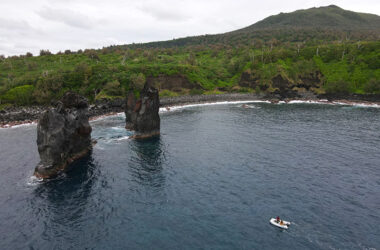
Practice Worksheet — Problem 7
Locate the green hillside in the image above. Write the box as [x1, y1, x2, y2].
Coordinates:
[240, 5, 380, 30]
[0, 5, 379, 107]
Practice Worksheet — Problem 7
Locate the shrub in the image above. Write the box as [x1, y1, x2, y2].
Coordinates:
[159, 90, 178, 97]
[255, 86, 261, 93]
[364, 78, 380, 93]
[26, 61, 38, 71]
[3, 85, 35, 105]
[33, 73, 64, 104]
[189, 89, 204, 95]
[103, 80, 123, 96]
[324, 80, 350, 94]
[130, 73, 146, 91]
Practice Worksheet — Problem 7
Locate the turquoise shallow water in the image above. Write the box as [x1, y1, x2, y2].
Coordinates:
[0, 102, 379, 249]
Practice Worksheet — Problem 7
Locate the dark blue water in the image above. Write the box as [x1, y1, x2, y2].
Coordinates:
[0, 102, 379, 249]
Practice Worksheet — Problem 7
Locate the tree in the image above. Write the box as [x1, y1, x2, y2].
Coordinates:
[130, 73, 146, 91]
[33, 73, 64, 104]
[85, 50, 100, 60]
[364, 78, 380, 93]
[186, 52, 196, 65]
[26, 61, 38, 71]
[39, 50, 52, 56]
[103, 80, 123, 96]
[324, 80, 350, 94]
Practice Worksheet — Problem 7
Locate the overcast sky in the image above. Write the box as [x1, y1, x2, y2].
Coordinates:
[1, 0, 379, 56]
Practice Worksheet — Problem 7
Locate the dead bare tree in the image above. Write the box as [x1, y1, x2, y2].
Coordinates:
[357, 41, 362, 49]
[121, 54, 127, 65]
[250, 50, 255, 64]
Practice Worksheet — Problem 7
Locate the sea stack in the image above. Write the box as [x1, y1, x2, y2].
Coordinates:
[125, 84, 160, 138]
[34, 92, 93, 179]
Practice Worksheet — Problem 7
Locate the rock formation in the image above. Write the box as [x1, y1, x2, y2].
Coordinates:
[34, 92, 93, 179]
[125, 84, 160, 138]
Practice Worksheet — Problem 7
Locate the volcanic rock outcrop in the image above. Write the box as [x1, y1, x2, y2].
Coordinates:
[125, 84, 160, 138]
[34, 92, 93, 179]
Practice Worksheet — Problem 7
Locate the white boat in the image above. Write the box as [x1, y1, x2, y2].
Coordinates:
[270, 218, 291, 229]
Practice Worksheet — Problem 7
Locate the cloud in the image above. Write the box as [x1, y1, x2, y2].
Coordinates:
[36, 7, 94, 29]
[139, 4, 190, 21]
[0, 18, 31, 31]
[0, 0, 379, 55]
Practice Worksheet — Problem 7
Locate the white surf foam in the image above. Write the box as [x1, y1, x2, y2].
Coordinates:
[110, 126, 125, 131]
[284, 99, 380, 108]
[332, 101, 380, 108]
[287, 100, 329, 105]
[26, 175, 43, 186]
[90, 112, 124, 122]
[114, 136, 130, 141]
[0, 121, 37, 129]
[159, 100, 271, 113]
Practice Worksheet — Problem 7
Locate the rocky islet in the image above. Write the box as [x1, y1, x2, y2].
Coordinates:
[125, 84, 161, 138]
[34, 92, 93, 179]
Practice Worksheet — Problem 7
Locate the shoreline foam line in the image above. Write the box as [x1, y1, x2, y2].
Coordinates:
[2, 99, 380, 129]
[0, 121, 38, 129]
[159, 100, 271, 113]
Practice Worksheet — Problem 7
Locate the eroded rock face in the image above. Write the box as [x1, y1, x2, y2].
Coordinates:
[146, 74, 199, 91]
[239, 71, 259, 88]
[125, 84, 160, 138]
[34, 92, 92, 178]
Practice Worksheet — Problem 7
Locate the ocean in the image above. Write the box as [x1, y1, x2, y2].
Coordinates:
[0, 101, 379, 249]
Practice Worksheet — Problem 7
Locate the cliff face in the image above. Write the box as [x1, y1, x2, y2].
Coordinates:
[239, 71, 322, 98]
[34, 92, 92, 179]
[239, 72, 260, 89]
[146, 74, 200, 91]
[125, 84, 160, 138]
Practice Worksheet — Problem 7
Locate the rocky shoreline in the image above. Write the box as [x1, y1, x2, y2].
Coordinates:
[1, 92, 380, 128]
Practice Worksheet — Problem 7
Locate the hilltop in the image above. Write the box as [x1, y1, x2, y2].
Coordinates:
[240, 5, 380, 30]
[126, 5, 380, 49]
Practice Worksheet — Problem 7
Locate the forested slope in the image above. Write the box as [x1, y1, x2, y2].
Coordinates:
[0, 5, 379, 107]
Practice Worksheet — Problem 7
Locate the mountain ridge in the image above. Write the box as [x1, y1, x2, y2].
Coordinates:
[124, 5, 380, 49]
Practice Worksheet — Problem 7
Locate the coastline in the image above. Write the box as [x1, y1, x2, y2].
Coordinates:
[1, 93, 380, 128]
